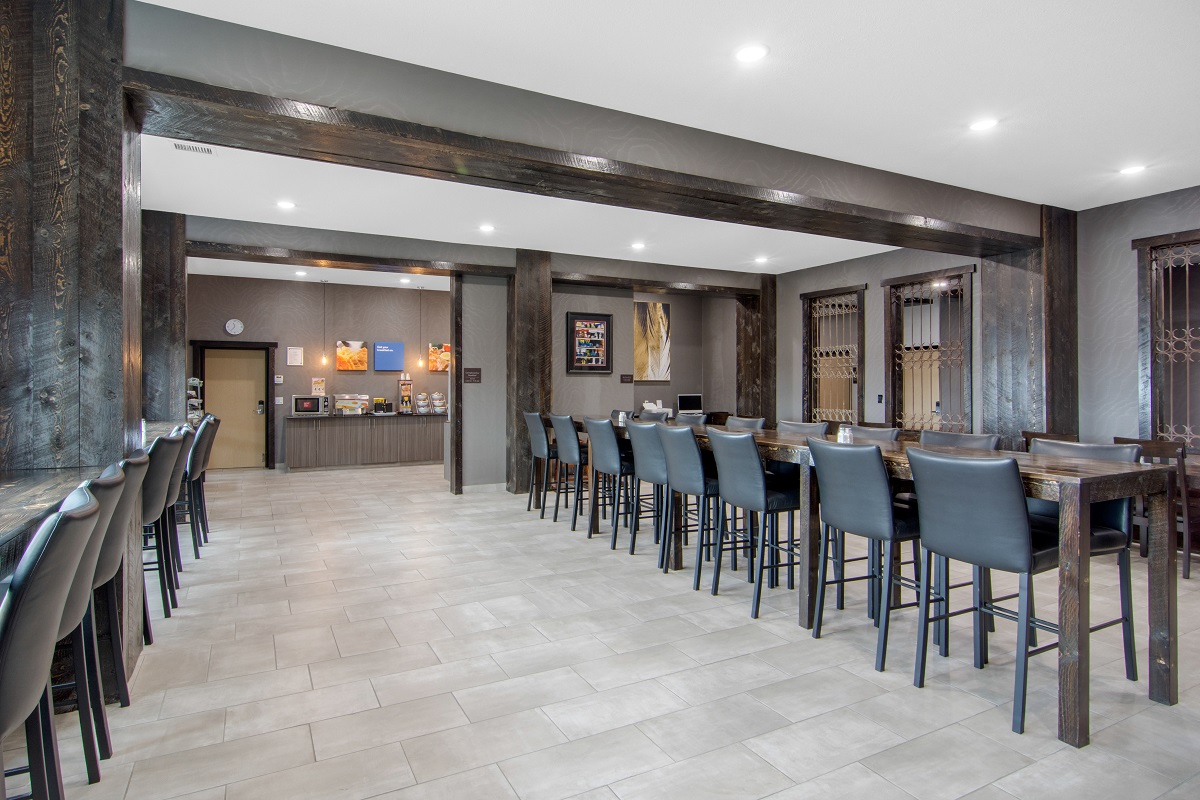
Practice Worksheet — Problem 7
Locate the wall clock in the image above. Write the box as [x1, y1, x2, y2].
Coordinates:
[225, 318, 245, 335]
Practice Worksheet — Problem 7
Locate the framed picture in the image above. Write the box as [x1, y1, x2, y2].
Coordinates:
[566, 312, 613, 374]
[428, 342, 452, 372]
[336, 340, 368, 371]
[633, 301, 671, 381]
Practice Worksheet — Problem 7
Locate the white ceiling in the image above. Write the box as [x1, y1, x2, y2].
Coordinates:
[141, 0, 1200, 211]
[188, 257, 451, 291]
[143, 136, 895, 277]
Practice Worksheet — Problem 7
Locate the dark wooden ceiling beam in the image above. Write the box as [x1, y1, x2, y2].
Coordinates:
[185, 241, 513, 278]
[551, 272, 757, 298]
[127, 69, 1041, 259]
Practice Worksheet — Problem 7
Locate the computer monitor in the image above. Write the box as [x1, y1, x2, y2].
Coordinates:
[677, 393, 703, 413]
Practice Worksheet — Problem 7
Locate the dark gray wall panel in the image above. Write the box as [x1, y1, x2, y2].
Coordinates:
[187, 275, 450, 464]
[142, 210, 187, 421]
[777, 250, 982, 426]
[551, 285, 636, 418]
[462, 276, 508, 486]
[1076, 185, 1200, 442]
[702, 297, 738, 414]
[631, 291, 704, 413]
[126, 2, 1039, 237]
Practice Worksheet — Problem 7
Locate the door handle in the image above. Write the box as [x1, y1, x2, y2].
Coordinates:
[256, 400, 265, 415]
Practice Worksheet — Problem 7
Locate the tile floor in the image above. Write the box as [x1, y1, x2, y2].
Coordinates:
[9, 464, 1200, 799]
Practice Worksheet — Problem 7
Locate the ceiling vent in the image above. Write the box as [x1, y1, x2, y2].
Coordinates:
[173, 142, 214, 155]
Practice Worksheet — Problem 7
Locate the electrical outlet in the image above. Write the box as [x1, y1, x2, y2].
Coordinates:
[274, 375, 284, 384]
[275, 396, 284, 404]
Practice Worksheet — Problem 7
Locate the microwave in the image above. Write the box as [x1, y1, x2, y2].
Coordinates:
[292, 395, 329, 416]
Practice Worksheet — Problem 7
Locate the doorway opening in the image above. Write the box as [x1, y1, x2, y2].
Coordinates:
[191, 340, 277, 468]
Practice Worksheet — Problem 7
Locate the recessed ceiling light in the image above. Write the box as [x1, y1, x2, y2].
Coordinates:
[754, 256, 768, 264]
[400, 277, 411, 283]
[276, 200, 296, 209]
[631, 242, 646, 251]
[735, 44, 769, 63]
[969, 119, 998, 132]
[1120, 165, 1146, 175]
[478, 223, 495, 233]
[294, 270, 306, 276]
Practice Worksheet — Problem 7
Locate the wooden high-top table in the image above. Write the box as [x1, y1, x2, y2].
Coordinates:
[589, 422, 1176, 748]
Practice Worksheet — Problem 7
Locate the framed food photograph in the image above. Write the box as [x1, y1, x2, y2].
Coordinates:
[336, 340, 369, 371]
[428, 342, 452, 372]
[566, 312, 613, 374]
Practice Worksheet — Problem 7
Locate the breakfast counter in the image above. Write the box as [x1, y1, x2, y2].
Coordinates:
[284, 414, 446, 469]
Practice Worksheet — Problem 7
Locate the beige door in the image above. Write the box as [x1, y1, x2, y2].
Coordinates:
[204, 349, 267, 468]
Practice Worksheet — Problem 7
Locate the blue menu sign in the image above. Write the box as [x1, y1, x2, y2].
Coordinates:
[373, 342, 405, 371]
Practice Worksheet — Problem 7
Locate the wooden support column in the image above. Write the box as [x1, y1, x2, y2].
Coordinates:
[450, 273, 464, 494]
[0, 0, 143, 696]
[981, 248, 1044, 450]
[141, 210, 186, 421]
[1042, 205, 1079, 437]
[734, 275, 776, 422]
[506, 250, 552, 493]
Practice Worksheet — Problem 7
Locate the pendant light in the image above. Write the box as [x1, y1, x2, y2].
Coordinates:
[320, 280, 329, 366]
[416, 286, 425, 368]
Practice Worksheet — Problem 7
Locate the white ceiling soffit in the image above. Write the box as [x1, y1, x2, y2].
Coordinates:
[140, 1, 1200, 211]
[188, 257, 452, 291]
[144, 136, 894, 276]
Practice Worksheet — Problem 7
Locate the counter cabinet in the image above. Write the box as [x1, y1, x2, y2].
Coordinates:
[285, 414, 445, 469]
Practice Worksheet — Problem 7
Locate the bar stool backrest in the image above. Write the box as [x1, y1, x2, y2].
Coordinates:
[0, 488, 98, 738]
[658, 424, 710, 497]
[707, 429, 766, 511]
[724, 416, 765, 431]
[846, 425, 900, 442]
[1028, 439, 1142, 532]
[675, 412, 706, 427]
[908, 448, 1033, 573]
[141, 433, 184, 521]
[58, 465, 125, 639]
[918, 430, 1001, 450]
[778, 420, 829, 437]
[626, 421, 668, 485]
[523, 412, 552, 460]
[807, 438, 896, 541]
[549, 415, 582, 466]
[197, 417, 221, 473]
[583, 418, 624, 477]
[94, 450, 149, 589]
[186, 416, 218, 480]
[162, 426, 195, 509]
[638, 409, 669, 422]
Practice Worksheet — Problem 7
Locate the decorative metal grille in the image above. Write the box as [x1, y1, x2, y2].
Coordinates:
[809, 292, 859, 422]
[888, 274, 971, 432]
[1150, 241, 1200, 447]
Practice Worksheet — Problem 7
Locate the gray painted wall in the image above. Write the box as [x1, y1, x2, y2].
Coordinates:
[187, 275, 450, 464]
[551, 285, 636, 419]
[631, 292, 703, 414]
[702, 297, 737, 414]
[127, 2, 1039, 237]
[777, 250, 983, 427]
[1076, 184, 1200, 442]
[461, 276, 509, 486]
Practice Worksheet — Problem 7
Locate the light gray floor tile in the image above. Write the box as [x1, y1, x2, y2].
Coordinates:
[765, 763, 916, 800]
[636, 693, 790, 761]
[594, 616, 707, 653]
[225, 742, 414, 800]
[272, 625, 341, 668]
[308, 642, 440, 688]
[862, 724, 1032, 800]
[745, 709, 905, 784]
[310, 693, 469, 760]
[403, 709, 567, 783]
[543, 680, 688, 740]
[611, 743, 793, 800]
[158, 665, 313, 719]
[499, 726, 673, 800]
[750, 665, 887, 723]
[994, 736, 1178, 800]
[573, 644, 700, 692]
[223, 679, 379, 740]
[491, 635, 616, 678]
[371, 764, 519, 800]
[849, 683, 998, 739]
[454, 666, 596, 722]
[656, 655, 789, 706]
[331, 617, 401, 656]
[671, 623, 790, 665]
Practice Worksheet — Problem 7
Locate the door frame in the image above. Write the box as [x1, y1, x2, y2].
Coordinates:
[191, 340, 278, 469]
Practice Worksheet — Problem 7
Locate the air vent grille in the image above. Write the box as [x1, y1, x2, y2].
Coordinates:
[173, 143, 214, 155]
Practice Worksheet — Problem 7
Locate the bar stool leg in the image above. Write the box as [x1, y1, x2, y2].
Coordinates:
[813, 524, 831, 639]
[751, 513, 768, 619]
[142, 589, 154, 645]
[1118, 549, 1138, 681]
[875, 539, 895, 672]
[527, 458, 536, 512]
[187, 482, 203, 559]
[570, 465, 583, 532]
[23, 702, 48, 800]
[82, 602, 114, 758]
[914, 547, 934, 687]
[104, 580, 132, 706]
[1012, 571, 1033, 734]
[38, 685, 65, 800]
[68, 625, 102, 784]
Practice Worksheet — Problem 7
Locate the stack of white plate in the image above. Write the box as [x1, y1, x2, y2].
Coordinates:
[431, 391, 447, 414]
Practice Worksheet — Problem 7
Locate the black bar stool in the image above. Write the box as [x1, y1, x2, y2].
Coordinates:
[179, 415, 219, 556]
[807, 437, 920, 671]
[91, 450, 149, 696]
[675, 412, 706, 427]
[724, 416, 765, 431]
[658, 424, 721, 586]
[776, 420, 828, 437]
[707, 429, 801, 618]
[142, 432, 184, 618]
[637, 409, 669, 422]
[52, 466, 126, 785]
[583, 418, 635, 549]
[523, 412, 558, 518]
[0, 488, 99, 800]
[845, 425, 901, 442]
[161, 425, 195, 582]
[625, 421, 668, 556]
[548, 415, 588, 530]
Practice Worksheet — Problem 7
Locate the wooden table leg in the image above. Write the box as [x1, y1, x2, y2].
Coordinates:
[1148, 483, 1178, 705]
[796, 459, 820, 629]
[1057, 482, 1091, 747]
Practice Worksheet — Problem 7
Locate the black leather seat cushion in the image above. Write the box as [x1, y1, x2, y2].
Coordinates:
[892, 502, 920, 541]
[765, 487, 801, 512]
[1029, 514, 1129, 558]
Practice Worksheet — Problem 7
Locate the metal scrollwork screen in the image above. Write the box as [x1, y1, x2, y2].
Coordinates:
[887, 274, 972, 432]
[1150, 241, 1200, 447]
[808, 292, 860, 422]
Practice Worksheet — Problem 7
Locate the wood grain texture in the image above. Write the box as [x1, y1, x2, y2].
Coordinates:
[506, 251, 552, 493]
[123, 69, 1041, 257]
[759, 274, 778, 427]
[187, 240, 511, 278]
[1056, 482, 1091, 747]
[1147, 485, 1178, 705]
[1136, 247, 1154, 439]
[450, 274, 463, 494]
[1042, 206, 1079, 436]
[142, 210, 186, 421]
[1131, 227, 1200, 251]
[981, 248, 1045, 449]
[284, 415, 445, 469]
[551, 271, 756, 298]
[735, 294, 762, 417]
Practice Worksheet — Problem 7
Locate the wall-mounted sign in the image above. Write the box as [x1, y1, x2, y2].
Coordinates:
[286, 346, 304, 366]
[620, 374, 633, 384]
[464, 367, 482, 384]
[374, 341, 405, 371]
